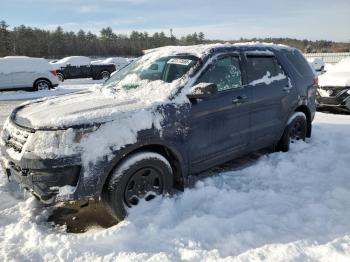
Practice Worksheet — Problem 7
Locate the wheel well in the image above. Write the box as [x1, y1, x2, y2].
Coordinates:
[110, 145, 184, 191]
[33, 78, 52, 89]
[294, 105, 312, 137]
[100, 70, 110, 75]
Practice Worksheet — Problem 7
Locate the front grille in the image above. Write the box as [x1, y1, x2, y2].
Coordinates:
[4, 125, 31, 153]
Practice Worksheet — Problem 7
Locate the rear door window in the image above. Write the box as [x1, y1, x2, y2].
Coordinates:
[246, 56, 284, 84]
[196, 55, 242, 91]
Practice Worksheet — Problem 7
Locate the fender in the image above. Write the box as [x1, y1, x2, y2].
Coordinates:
[75, 137, 188, 200]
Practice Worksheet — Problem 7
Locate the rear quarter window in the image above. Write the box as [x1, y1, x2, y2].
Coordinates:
[284, 50, 314, 78]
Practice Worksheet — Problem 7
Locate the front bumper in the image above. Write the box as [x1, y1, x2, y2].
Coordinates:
[1, 156, 81, 204]
[316, 87, 350, 111]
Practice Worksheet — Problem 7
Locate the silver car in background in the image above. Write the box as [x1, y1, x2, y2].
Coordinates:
[0, 56, 59, 91]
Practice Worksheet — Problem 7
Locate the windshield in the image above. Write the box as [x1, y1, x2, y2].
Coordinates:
[103, 54, 198, 90]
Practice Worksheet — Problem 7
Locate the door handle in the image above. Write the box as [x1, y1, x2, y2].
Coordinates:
[232, 95, 248, 105]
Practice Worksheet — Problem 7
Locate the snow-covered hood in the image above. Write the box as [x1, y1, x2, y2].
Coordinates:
[12, 91, 147, 129]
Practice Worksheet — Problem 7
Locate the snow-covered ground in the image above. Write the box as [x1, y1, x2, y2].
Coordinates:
[0, 112, 350, 261]
[0, 79, 102, 101]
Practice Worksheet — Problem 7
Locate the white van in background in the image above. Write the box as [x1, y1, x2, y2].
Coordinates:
[0, 56, 59, 91]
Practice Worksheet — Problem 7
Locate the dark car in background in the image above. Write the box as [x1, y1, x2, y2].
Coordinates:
[50, 56, 116, 81]
[0, 43, 317, 222]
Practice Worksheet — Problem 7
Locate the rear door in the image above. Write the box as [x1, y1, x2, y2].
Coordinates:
[243, 54, 296, 148]
[7, 59, 32, 89]
[188, 54, 252, 172]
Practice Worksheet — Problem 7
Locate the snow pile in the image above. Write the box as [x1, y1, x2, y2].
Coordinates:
[0, 56, 54, 74]
[1, 112, 350, 261]
[319, 58, 350, 87]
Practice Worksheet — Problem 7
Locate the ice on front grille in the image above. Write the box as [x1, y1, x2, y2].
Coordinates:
[5, 125, 30, 153]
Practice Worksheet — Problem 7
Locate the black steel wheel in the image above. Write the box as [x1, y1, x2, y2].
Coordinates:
[100, 71, 110, 80]
[277, 112, 307, 152]
[102, 152, 173, 221]
[124, 167, 164, 206]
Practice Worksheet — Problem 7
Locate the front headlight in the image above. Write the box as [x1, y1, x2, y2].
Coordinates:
[347, 89, 350, 95]
[73, 125, 100, 143]
[25, 125, 99, 158]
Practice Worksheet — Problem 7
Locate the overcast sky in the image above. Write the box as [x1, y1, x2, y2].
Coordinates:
[1, 0, 349, 41]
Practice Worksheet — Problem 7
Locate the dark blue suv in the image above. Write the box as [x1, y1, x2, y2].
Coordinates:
[0, 44, 317, 221]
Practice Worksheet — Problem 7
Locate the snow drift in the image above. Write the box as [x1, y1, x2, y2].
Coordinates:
[1, 112, 350, 261]
[319, 58, 350, 87]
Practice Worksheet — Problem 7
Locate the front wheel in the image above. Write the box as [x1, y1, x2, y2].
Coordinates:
[100, 71, 110, 81]
[102, 152, 173, 221]
[277, 112, 307, 152]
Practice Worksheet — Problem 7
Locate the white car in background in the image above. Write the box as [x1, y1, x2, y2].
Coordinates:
[50, 56, 91, 70]
[0, 56, 59, 91]
[307, 58, 325, 73]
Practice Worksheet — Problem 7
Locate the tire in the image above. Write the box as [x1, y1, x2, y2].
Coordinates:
[57, 73, 64, 82]
[33, 79, 51, 91]
[277, 112, 307, 152]
[100, 70, 110, 81]
[102, 152, 173, 221]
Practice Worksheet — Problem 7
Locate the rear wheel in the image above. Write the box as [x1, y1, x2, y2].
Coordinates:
[34, 79, 51, 91]
[102, 152, 173, 221]
[100, 71, 110, 80]
[277, 112, 307, 152]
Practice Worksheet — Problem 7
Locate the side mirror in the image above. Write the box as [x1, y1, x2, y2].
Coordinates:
[150, 64, 158, 71]
[187, 83, 218, 99]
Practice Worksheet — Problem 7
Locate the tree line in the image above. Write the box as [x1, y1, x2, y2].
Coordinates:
[0, 20, 349, 59]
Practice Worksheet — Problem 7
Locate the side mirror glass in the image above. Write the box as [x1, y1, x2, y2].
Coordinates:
[187, 83, 218, 99]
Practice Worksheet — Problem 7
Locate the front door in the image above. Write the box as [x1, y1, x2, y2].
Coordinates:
[188, 54, 252, 173]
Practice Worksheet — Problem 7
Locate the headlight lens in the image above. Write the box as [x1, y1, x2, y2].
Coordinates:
[73, 125, 100, 143]
[25, 125, 100, 158]
[347, 89, 350, 95]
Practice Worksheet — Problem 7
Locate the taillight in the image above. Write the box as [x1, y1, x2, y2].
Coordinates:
[308, 77, 318, 98]
[50, 70, 57, 76]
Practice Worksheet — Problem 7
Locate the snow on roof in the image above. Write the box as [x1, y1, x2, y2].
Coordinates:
[144, 42, 293, 58]
[0, 56, 53, 74]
